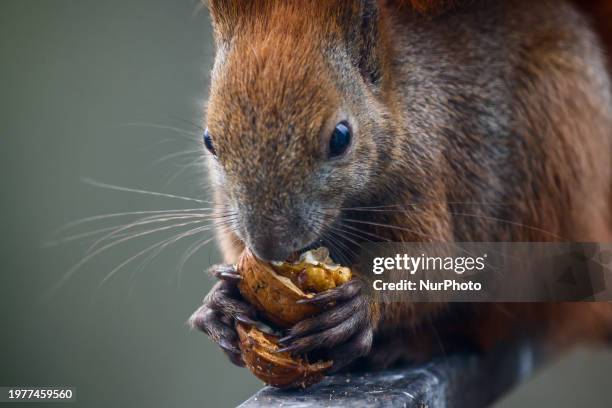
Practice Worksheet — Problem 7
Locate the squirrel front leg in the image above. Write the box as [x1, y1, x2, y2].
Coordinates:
[276, 273, 380, 372]
[195, 216, 381, 371]
[189, 226, 277, 366]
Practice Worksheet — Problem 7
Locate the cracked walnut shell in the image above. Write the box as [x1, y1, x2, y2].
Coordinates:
[237, 247, 351, 328]
[236, 324, 332, 389]
[236, 247, 352, 388]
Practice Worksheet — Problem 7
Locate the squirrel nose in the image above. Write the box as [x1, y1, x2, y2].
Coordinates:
[249, 235, 294, 262]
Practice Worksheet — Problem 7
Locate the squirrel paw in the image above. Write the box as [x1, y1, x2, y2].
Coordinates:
[277, 279, 374, 373]
[189, 264, 277, 367]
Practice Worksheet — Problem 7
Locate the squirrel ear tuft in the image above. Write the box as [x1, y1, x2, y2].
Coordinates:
[337, 1, 386, 87]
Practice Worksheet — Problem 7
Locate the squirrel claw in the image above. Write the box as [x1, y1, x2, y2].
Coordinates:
[190, 265, 253, 367]
[208, 264, 242, 283]
[277, 280, 374, 370]
[296, 279, 363, 306]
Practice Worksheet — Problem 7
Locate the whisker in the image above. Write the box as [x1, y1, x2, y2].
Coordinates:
[309, 213, 357, 265]
[86, 213, 214, 255]
[164, 155, 206, 187]
[51, 207, 215, 236]
[334, 220, 391, 243]
[138, 138, 183, 153]
[100, 223, 215, 286]
[329, 200, 562, 238]
[325, 227, 362, 256]
[175, 235, 217, 287]
[117, 122, 200, 141]
[81, 177, 213, 205]
[342, 216, 502, 275]
[323, 201, 516, 211]
[443, 211, 564, 240]
[321, 230, 355, 266]
[47, 219, 207, 295]
[168, 115, 205, 132]
[97, 212, 236, 257]
[169, 222, 237, 277]
[342, 218, 433, 240]
[152, 148, 204, 166]
[44, 225, 125, 247]
[127, 222, 235, 295]
[326, 224, 370, 245]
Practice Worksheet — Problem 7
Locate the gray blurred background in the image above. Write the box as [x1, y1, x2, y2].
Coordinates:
[1, 1, 611, 407]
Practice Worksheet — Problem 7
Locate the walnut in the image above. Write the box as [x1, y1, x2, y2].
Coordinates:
[236, 247, 352, 388]
[236, 324, 332, 389]
[237, 247, 351, 328]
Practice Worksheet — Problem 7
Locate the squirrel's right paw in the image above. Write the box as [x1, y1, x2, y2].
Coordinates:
[189, 264, 275, 367]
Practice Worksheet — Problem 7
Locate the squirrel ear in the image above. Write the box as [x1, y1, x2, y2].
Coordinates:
[345, 0, 460, 86]
[344, 0, 384, 86]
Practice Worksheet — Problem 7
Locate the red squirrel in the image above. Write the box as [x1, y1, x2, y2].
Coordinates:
[190, 0, 612, 372]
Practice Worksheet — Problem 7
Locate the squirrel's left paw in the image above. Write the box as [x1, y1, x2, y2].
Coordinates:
[276, 279, 375, 372]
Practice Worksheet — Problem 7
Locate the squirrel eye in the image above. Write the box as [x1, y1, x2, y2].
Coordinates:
[203, 128, 216, 156]
[328, 121, 351, 158]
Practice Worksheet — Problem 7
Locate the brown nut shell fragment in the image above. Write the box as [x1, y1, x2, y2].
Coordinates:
[236, 247, 352, 388]
[237, 248, 320, 328]
[236, 323, 332, 389]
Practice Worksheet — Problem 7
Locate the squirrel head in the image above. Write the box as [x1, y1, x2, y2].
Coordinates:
[204, 0, 394, 261]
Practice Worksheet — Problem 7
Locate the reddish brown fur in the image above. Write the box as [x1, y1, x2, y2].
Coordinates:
[199, 0, 612, 370]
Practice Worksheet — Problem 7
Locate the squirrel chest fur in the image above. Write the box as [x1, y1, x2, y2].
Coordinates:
[191, 0, 612, 373]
